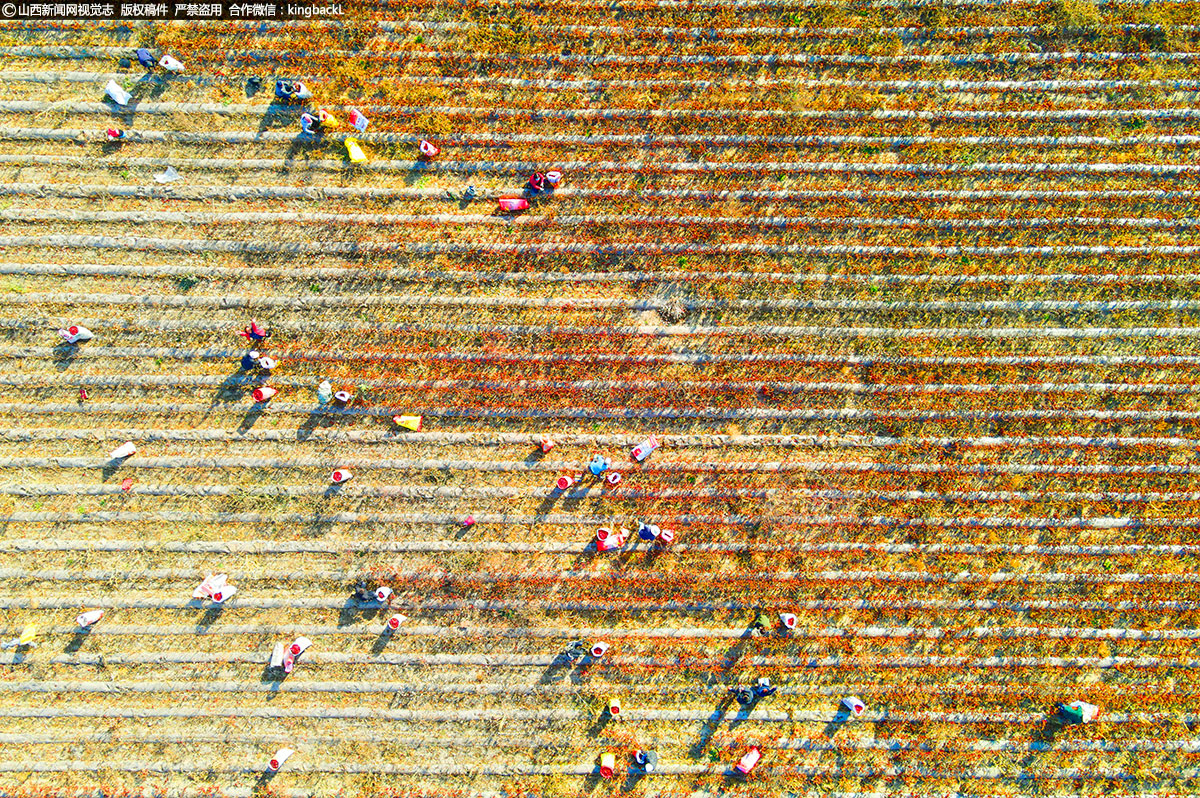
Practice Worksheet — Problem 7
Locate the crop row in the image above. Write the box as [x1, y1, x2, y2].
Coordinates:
[11, 177, 1200, 213]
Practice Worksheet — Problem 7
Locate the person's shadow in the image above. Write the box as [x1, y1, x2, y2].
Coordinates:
[196, 602, 225, 630]
[370, 625, 395, 655]
[103, 96, 136, 128]
[101, 456, 128, 482]
[729, 692, 761, 731]
[260, 661, 285, 701]
[51, 342, 80, 372]
[251, 767, 279, 798]
[821, 705, 854, 738]
[296, 406, 327, 441]
[579, 761, 606, 794]
[405, 158, 432, 187]
[621, 759, 648, 791]
[337, 594, 382, 627]
[258, 97, 302, 136]
[689, 691, 736, 758]
[533, 482, 570, 519]
[100, 138, 127, 156]
[237, 401, 268, 434]
[716, 626, 755, 678]
[297, 404, 355, 441]
[212, 365, 256, 404]
[1033, 712, 1067, 745]
[538, 651, 574, 684]
[64, 626, 94, 653]
[584, 707, 612, 738]
[133, 72, 170, 102]
[722, 765, 751, 787]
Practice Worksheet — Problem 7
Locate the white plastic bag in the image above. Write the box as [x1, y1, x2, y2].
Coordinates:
[104, 79, 131, 106]
[154, 166, 180, 184]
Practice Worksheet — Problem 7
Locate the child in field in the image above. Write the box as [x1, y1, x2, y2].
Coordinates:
[105, 128, 126, 142]
[240, 320, 270, 342]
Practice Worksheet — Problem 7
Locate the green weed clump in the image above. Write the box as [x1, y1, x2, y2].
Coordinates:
[1045, 0, 1102, 36]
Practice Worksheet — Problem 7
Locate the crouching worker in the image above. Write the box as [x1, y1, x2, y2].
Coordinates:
[275, 80, 312, 102]
[527, 170, 562, 195]
[300, 112, 322, 138]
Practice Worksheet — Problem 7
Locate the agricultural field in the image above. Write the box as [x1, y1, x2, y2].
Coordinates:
[2, 0, 1200, 795]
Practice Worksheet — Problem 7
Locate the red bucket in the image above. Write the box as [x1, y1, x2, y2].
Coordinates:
[556, 475, 573, 491]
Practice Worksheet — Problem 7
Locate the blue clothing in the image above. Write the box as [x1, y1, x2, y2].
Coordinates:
[136, 48, 155, 68]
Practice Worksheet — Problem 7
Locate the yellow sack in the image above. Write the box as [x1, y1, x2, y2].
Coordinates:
[345, 137, 367, 164]
[317, 108, 340, 129]
[17, 624, 37, 645]
[392, 414, 422, 431]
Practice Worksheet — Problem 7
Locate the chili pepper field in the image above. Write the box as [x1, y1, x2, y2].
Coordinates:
[2, 2, 1200, 795]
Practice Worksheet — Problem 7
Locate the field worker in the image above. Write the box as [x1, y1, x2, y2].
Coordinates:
[241, 350, 261, 371]
[352, 580, 377, 603]
[274, 80, 312, 102]
[588, 454, 610, 477]
[637, 522, 659, 542]
[300, 112, 321, 137]
[565, 640, 588, 661]
[105, 128, 126, 142]
[135, 48, 156, 69]
[753, 677, 777, 699]
[240, 320, 270, 342]
[527, 171, 549, 194]
[59, 325, 94, 344]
